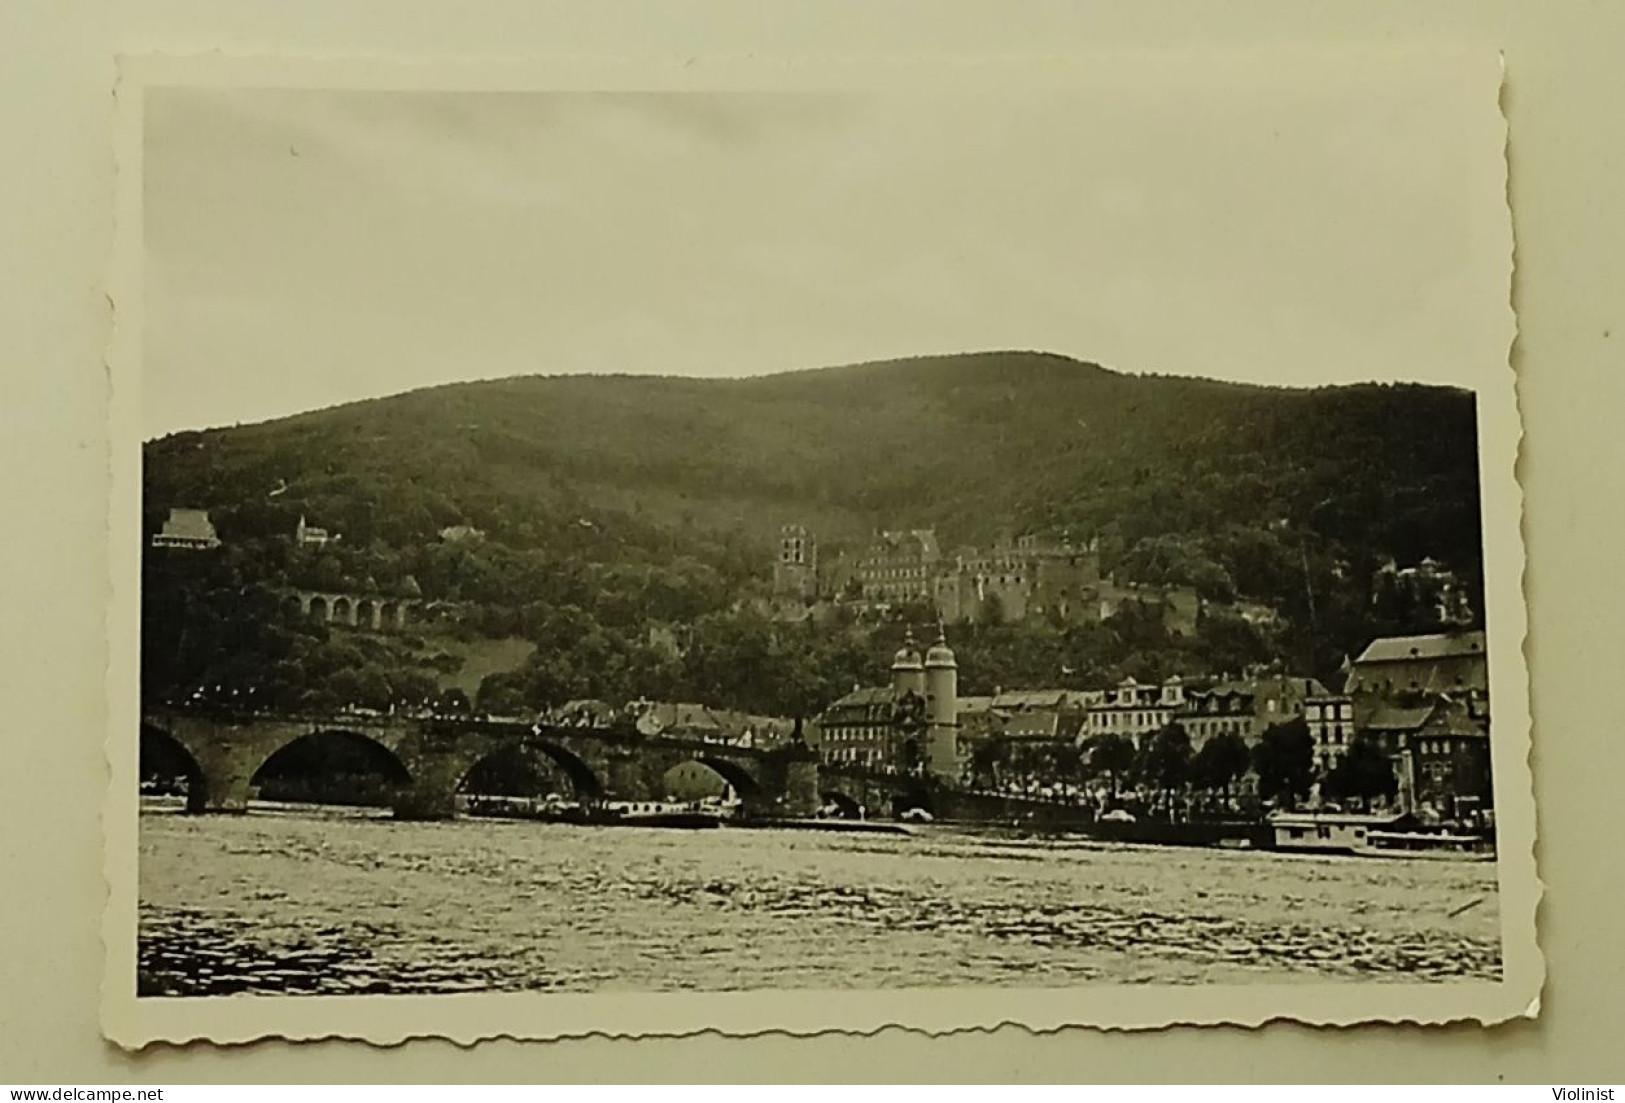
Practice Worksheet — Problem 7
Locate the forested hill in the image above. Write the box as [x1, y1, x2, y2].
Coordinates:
[146, 350, 1482, 582]
[141, 351, 1485, 712]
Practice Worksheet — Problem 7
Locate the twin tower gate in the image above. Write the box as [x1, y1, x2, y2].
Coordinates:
[140, 709, 830, 820]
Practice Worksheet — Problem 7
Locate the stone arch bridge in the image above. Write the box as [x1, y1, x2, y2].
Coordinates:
[141, 707, 821, 820]
[288, 590, 425, 631]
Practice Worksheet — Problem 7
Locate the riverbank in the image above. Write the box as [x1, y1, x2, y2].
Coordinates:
[143, 795, 1496, 859]
[728, 816, 915, 836]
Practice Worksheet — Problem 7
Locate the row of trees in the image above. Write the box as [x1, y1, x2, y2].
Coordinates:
[965, 718, 1400, 813]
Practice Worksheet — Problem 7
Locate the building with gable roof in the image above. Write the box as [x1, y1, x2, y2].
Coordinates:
[812, 685, 906, 768]
[1178, 682, 1257, 746]
[999, 709, 1065, 742]
[294, 514, 333, 546]
[1345, 630, 1489, 702]
[1080, 676, 1186, 747]
[1407, 691, 1492, 815]
[1076, 670, 1327, 751]
[151, 508, 222, 550]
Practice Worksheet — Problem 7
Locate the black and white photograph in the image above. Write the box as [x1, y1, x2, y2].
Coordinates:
[104, 54, 1534, 1043]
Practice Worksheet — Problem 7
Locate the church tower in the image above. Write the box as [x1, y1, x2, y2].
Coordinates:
[923, 625, 959, 780]
[890, 627, 925, 699]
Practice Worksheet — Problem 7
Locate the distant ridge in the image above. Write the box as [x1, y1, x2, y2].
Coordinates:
[145, 348, 1483, 605]
[155, 350, 1322, 441]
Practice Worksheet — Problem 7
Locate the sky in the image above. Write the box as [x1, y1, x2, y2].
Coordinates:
[141, 64, 1508, 440]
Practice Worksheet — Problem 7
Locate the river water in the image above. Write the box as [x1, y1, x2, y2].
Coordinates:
[137, 804, 1502, 996]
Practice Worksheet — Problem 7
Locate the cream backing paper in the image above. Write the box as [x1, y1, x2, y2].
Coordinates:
[102, 51, 1536, 1048]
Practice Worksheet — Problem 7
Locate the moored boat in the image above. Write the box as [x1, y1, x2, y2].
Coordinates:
[600, 801, 722, 829]
[1353, 829, 1495, 861]
[1267, 811, 1405, 855]
[1267, 811, 1494, 859]
[456, 794, 722, 828]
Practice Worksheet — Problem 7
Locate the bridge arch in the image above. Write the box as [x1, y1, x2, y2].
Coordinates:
[690, 755, 763, 799]
[534, 741, 603, 798]
[249, 728, 413, 807]
[356, 598, 377, 630]
[307, 595, 330, 623]
[331, 596, 353, 625]
[457, 740, 603, 801]
[140, 724, 207, 813]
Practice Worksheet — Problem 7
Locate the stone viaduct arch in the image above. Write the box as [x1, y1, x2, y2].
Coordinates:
[291, 590, 422, 631]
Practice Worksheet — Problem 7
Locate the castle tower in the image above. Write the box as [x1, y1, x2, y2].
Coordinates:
[890, 627, 926, 699]
[773, 523, 818, 601]
[923, 624, 959, 780]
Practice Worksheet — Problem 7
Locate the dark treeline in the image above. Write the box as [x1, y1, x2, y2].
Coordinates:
[1035, 717, 1393, 812]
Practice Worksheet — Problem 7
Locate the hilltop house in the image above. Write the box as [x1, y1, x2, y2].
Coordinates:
[1374, 557, 1477, 628]
[295, 515, 334, 547]
[151, 508, 222, 550]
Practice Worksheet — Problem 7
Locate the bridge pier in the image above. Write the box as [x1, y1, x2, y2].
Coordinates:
[606, 755, 652, 803]
[393, 755, 467, 821]
[782, 755, 821, 818]
[190, 745, 258, 813]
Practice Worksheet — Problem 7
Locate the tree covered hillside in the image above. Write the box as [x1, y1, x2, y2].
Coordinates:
[141, 352, 1486, 716]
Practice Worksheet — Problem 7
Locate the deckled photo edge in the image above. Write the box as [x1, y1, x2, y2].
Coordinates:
[104, 50, 1536, 1048]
